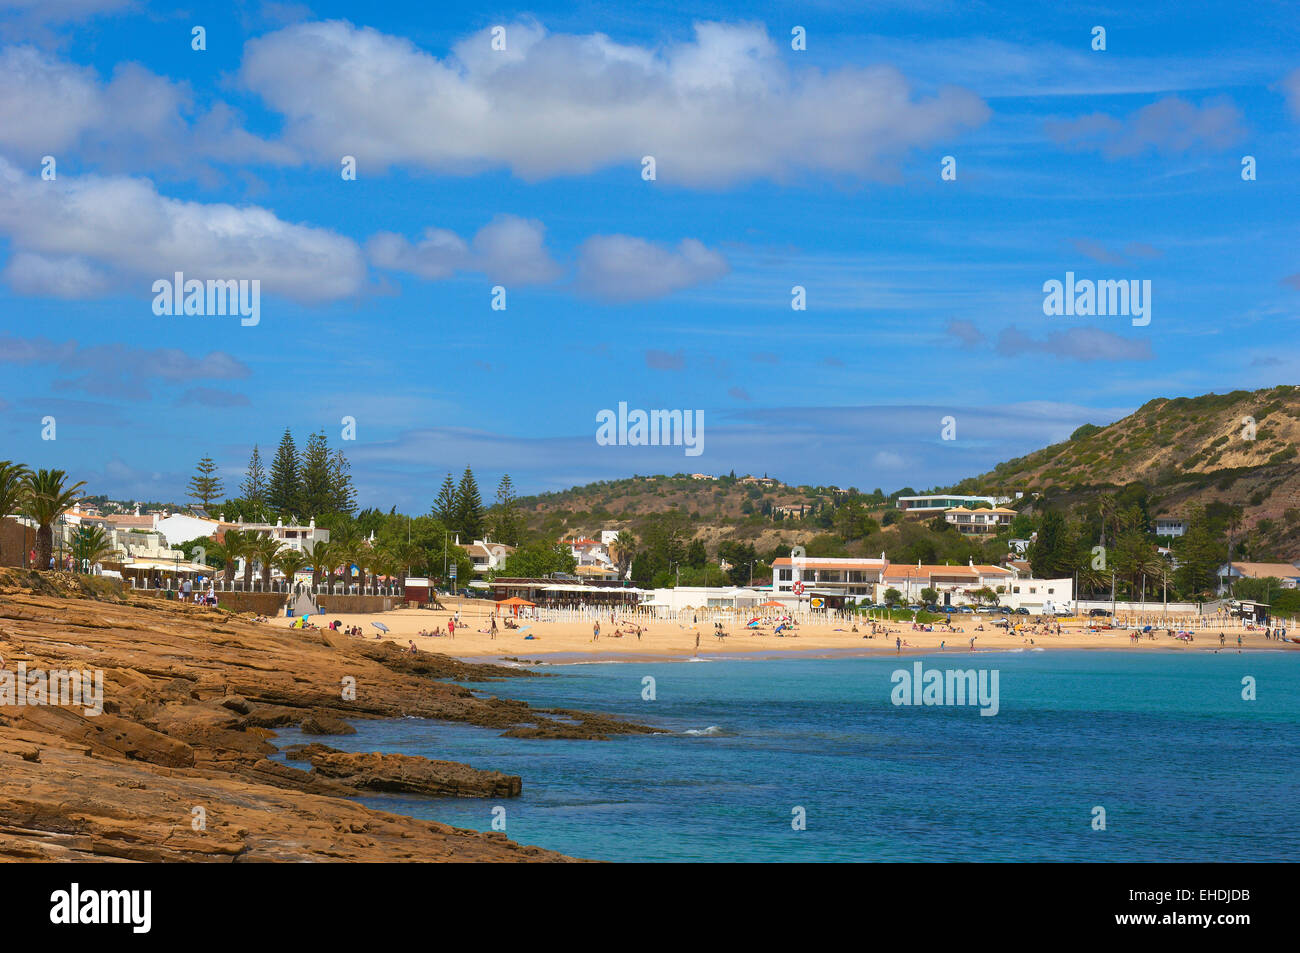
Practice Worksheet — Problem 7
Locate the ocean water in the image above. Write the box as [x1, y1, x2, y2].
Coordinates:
[272, 651, 1300, 861]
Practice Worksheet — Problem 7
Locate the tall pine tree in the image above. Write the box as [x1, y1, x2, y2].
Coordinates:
[187, 456, 223, 508]
[434, 473, 457, 528]
[299, 431, 334, 517]
[267, 429, 300, 516]
[454, 466, 484, 541]
[241, 445, 268, 516]
[491, 473, 522, 545]
[330, 448, 357, 517]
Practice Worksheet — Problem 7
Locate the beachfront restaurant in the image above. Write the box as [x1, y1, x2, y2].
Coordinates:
[490, 577, 645, 608]
[121, 556, 212, 592]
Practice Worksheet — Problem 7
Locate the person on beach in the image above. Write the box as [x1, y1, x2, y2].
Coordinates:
[448, 618, 455, 638]
[969, 637, 975, 651]
[490, 616, 498, 639]
[592, 621, 600, 642]
[896, 636, 901, 654]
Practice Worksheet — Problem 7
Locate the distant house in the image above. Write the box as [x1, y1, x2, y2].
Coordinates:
[771, 555, 886, 602]
[1153, 515, 1188, 537]
[897, 494, 1011, 516]
[1217, 562, 1300, 593]
[943, 506, 1016, 535]
[562, 535, 616, 574]
[463, 539, 514, 574]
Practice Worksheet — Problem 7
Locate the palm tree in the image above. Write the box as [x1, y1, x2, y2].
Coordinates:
[307, 541, 336, 593]
[252, 536, 283, 589]
[0, 460, 28, 519]
[387, 541, 420, 591]
[0, 460, 30, 566]
[367, 549, 393, 594]
[21, 469, 86, 569]
[332, 525, 365, 594]
[1096, 493, 1119, 548]
[275, 549, 307, 593]
[239, 532, 267, 590]
[69, 524, 120, 568]
[215, 530, 251, 589]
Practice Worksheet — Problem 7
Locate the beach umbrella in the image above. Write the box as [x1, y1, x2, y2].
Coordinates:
[760, 600, 784, 608]
[371, 621, 390, 633]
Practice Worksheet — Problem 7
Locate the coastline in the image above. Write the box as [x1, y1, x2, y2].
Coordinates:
[287, 601, 1296, 665]
[0, 571, 655, 862]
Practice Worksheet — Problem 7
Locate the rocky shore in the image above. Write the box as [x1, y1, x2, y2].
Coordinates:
[0, 570, 655, 862]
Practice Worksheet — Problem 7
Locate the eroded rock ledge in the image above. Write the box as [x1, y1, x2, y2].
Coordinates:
[0, 570, 655, 862]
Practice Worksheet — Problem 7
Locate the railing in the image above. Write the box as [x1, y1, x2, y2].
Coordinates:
[128, 577, 406, 597]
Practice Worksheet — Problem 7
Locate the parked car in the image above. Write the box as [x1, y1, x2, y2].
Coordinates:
[957, 605, 975, 613]
[1015, 607, 1031, 615]
[887, 603, 902, 611]
[1088, 608, 1112, 617]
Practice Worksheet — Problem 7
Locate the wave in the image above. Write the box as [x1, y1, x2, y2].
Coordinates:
[683, 725, 728, 736]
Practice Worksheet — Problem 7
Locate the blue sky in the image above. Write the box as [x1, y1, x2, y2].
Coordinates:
[0, 0, 1296, 511]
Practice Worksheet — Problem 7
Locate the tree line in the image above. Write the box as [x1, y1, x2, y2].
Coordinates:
[186, 429, 357, 523]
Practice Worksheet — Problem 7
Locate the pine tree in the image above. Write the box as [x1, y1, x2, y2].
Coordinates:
[187, 456, 223, 508]
[267, 429, 300, 516]
[454, 466, 484, 541]
[241, 445, 268, 516]
[299, 431, 334, 518]
[434, 473, 457, 527]
[330, 448, 357, 516]
[491, 473, 522, 545]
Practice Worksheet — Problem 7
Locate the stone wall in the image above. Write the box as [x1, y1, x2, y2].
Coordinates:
[0, 518, 35, 568]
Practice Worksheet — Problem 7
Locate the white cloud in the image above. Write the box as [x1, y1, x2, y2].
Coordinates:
[577, 235, 728, 301]
[1283, 68, 1300, 119]
[996, 326, 1153, 362]
[367, 215, 561, 285]
[0, 45, 291, 172]
[238, 19, 990, 186]
[0, 159, 365, 301]
[1045, 96, 1246, 157]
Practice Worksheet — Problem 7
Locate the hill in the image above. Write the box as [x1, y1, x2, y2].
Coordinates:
[954, 385, 1300, 557]
[511, 385, 1299, 566]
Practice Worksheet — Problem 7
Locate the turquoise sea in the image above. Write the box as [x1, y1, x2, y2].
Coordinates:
[273, 651, 1300, 861]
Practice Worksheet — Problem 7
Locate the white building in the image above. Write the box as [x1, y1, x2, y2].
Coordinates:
[944, 506, 1017, 535]
[232, 518, 330, 554]
[1002, 577, 1074, 613]
[877, 561, 1017, 605]
[463, 538, 514, 574]
[1153, 515, 1188, 537]
[1217, 562, 1300, 593]
[643, 586, 769, 613]
[771, 555, 888, 601]
[896, 494, 1012, 515]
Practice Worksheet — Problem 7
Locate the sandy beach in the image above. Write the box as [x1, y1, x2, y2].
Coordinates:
[274, 598, 1297, 661]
